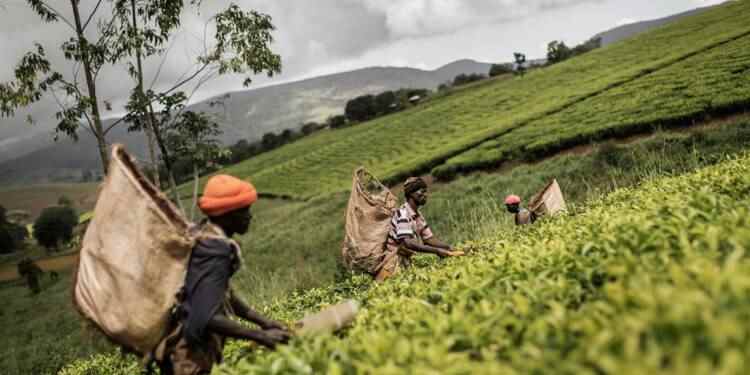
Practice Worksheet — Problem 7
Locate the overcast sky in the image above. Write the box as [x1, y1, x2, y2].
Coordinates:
[0, 0, 726, 143]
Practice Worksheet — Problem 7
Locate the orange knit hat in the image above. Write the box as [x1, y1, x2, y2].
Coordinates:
[199, 174, 258, 217]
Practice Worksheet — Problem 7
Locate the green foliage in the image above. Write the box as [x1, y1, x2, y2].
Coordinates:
[0, 271, 115, 375]
[33, 206, 78, 251]
[201, 1, 750, 199]
[452, 73, 486, 86]
[345, 94, 377, 122]
[488, 63, 513, 77]
[439, 31, 750, 175]
[547, 40, 573, 64]
[62, 151, 750, 374]
[56, 119, 750, 375]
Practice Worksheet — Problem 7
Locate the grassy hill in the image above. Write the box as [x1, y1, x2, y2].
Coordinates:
[58, 125, 750, 374]
[207, 0, 750, 199]
[5, 2, 750, 374]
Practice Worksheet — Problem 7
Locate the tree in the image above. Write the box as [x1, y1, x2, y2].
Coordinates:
[301, 122, 322, 136]
[547, 40, 573, 65]
[58, 195, 73, 207]
[453, 73, 486, 86]
[374, 91, 397, 115]
[513, 53, 527, 76]
[33, 205, 78, 251]
[327, 114, 348, 129]
[111, 1, 282, 205]
[489, 63, 513, 77]
[345, 95, 376, 122]
[163, 110, 228, 219]
[0, 1, 121, 173]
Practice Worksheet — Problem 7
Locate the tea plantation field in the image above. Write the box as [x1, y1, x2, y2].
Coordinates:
[435, 28, 750, 177]
[207, 0, 750, 199]
[60, 149, 750, 374]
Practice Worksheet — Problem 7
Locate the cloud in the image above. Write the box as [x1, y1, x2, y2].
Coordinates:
[616, 17, 637, 26]
[357, 0, 599, 39]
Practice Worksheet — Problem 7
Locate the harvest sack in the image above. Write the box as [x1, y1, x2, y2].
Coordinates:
[73, 144, 195, 356]
[342, 167, 398, 274]
[528, 179, 567, 217]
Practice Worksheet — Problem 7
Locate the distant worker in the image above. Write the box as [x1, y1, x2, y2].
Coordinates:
[505, 195, 536, 226]
[157, 175, 291, 375]
[17, 257, 43, 294]
[375, 177, 463, 281]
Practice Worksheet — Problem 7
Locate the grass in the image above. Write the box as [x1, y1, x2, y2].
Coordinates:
[183, 0, 750, 199]
[42, 112, 750, 375]
[59, 127, 750, 375]
[214, 149, 750, 374]
[0, 271, 113, 375]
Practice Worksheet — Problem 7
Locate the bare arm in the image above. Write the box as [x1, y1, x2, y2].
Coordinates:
[401, 238, 451, 257]
[229, 289, 287, 330]
[424, 237, 452, 251]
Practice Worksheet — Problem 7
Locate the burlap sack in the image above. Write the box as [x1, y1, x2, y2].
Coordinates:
[341, 167, 398, 274]
[73, 144, 194, 356]
[529, 179, 567, 217]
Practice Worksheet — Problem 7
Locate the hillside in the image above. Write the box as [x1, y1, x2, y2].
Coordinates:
[205, 0, 750, 199]
[57, 131, 750, 374]
[0, 60, 491, 186]
[594, 3, 720, 46]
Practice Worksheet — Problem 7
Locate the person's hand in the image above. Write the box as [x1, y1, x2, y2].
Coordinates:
[261, 319, 288, 331]
[439, 249, 465, 258]
[257, 328, 293, 349]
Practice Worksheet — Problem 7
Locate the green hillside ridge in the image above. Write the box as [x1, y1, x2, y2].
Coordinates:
[52, 117, 750, 375]
[59, 140, 750, 374]
[436, 26, 750, 177]
[197, 0, 750, 199]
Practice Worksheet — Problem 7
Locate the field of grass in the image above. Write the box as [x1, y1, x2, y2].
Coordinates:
[35, 114, 750, 375]
[435, 31, 750, 177]
[0, 271, 113, 375]
[59, 134, 750, 374]
[0, 183, 98, 223]
[189, 0, 750, 199]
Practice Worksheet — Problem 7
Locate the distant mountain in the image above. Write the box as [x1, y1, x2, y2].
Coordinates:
[0, 59, 492, 185]
[595, 4, 720, 46]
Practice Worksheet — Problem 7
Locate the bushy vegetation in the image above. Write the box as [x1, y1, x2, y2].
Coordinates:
[202, 1, 750, 199]
[33, 205, 78, 251]
[53, 116, 750, 375]
[436, 32, 750, 177]
[58, 147, 750, 375]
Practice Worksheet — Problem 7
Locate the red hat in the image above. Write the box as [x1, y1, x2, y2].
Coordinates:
[504, 195, 521, 205]
[199, 175, 258, 217]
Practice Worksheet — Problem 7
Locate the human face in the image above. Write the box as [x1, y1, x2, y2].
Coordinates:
[235, 206, 252, 235]
[506, 203, 519, 214]
[413, 187, 428, 206]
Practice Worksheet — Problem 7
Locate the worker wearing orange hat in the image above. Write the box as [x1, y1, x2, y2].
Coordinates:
[158, 174, 290, 375]
[505, 194, 536, 226]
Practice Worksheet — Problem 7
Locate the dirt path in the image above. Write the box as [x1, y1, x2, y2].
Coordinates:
[0, 253, 79, 282]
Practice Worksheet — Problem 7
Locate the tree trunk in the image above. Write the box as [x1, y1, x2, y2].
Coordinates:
[70, 0, 109, 174]
[130, 0, 161, 188]
[191, 163, 199, 221]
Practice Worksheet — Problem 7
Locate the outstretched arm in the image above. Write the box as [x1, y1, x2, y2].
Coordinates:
[206, 314, 290, 349]
[229, 289, 287, 330]
[424, 237, 452, 251]
[401, 238, 453, 257]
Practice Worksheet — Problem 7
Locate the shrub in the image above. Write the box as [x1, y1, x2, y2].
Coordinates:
[33, 206, 78, 251]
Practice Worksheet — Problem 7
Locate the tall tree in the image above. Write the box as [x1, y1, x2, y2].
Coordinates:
[110, 1, 281, 205]
[0, 1, 118, 173]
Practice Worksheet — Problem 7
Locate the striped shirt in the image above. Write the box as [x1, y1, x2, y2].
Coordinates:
[387, 202, 434, 248]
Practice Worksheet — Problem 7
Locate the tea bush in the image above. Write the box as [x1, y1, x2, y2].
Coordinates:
[437, 31, 750, 177]
[182, 0, 750, 199]
[60, 152, 750, 374]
